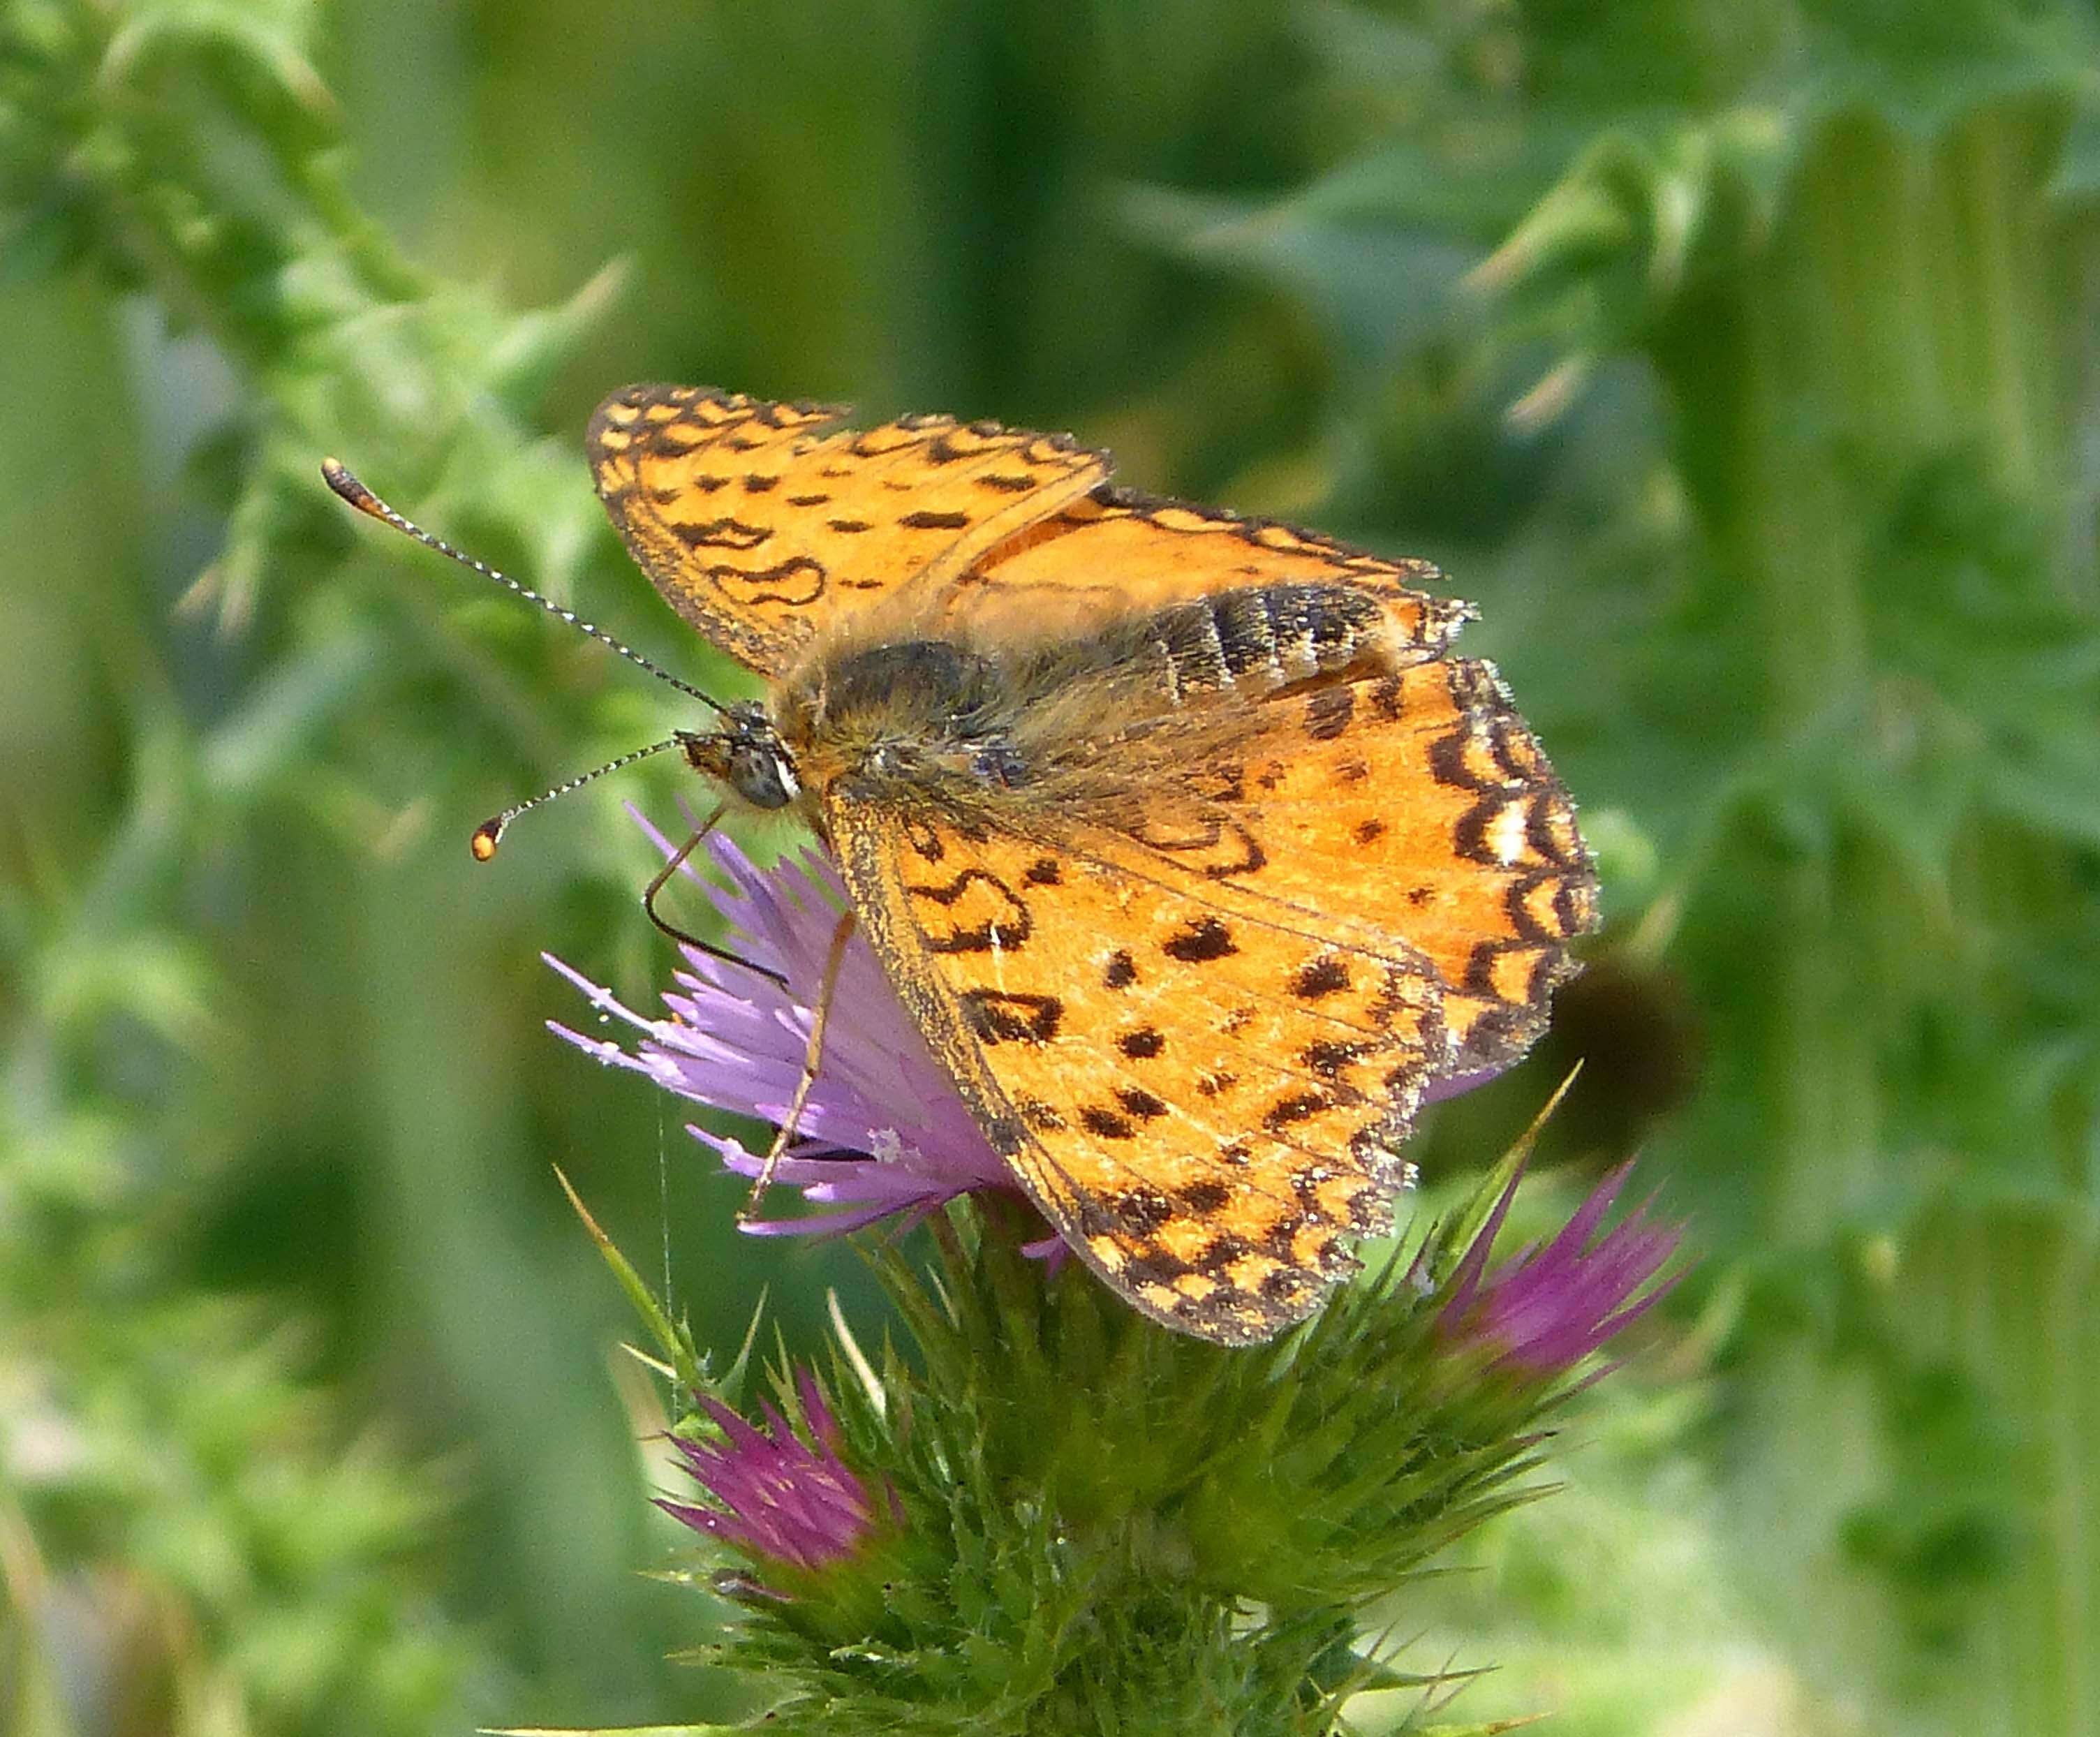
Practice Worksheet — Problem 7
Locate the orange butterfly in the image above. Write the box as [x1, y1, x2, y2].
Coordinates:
[338, 386, 1597, 1343]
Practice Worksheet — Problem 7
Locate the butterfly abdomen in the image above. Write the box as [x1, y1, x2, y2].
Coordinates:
[1148, 582, 1399, 704]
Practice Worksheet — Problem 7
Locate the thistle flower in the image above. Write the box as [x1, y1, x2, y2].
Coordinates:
[546, 818, 1015, 1237]
[660, 1368, 896, 1576]
[555, 997, 1691, 1730]
[1434, 1160, 1683, 1380]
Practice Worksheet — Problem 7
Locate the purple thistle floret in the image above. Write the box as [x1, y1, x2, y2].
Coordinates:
[658, 1368, 896, 1573]
[546, 815, 1016, 1237]
[1435, 1162, 1683, 1380]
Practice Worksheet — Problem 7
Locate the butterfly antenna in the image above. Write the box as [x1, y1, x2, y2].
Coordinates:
[321, 458, 724, 715]
[471, 734, 692, 861]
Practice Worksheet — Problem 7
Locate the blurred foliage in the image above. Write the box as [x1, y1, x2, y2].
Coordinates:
[1, 0, 2097, 1734]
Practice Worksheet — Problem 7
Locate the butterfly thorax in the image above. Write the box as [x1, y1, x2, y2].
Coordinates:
[773, 638, 1030, 804]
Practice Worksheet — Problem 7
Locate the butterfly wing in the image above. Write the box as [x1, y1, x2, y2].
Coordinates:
[940, 486, 1476, 657]
[818, 597, 1595, 1342]
[823, 783, 1451, 1345]
[1118, 655, 1599, 1079]
[589, 385, 1110, 677]
[954, 547, 1596, 1075]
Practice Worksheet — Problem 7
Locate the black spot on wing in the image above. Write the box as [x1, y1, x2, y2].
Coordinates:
[1291, 956, 1350, 1000]
[1016, 1095, 1066, 1131]
[1162, 916, 1237, 963]
[1110, 1188, 1174, 1235]
[1081, 1106, 1137, 1139]
[1304, 686, 1355, 740]
[1264, 1091, 1330, 1132]
[1260, 1266, 1312, 1306]
[708, 556, 825, 605]
[958, 990, 1063, 1044]
[905, 866, 1030, 953]
[673, 517, 771, 550]
[1301, 1040, 1371, 1081]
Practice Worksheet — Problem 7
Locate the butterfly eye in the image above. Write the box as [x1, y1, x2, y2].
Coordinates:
[728, 743, 799, 810]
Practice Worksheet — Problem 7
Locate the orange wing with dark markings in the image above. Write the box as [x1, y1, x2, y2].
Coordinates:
[824, 783, 1450, 1344]
[811, 607, 1595, 1339]
[945, 486, 1474, 656]
[589, 383, 1109, 677]
[1123, 656, 1599, 1078]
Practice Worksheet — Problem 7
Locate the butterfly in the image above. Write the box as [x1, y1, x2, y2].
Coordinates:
[561, 384, 1599, 1345]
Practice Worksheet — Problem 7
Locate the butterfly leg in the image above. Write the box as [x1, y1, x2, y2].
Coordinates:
[643, 805, 790, 989]
[738, 907, 858, 1222]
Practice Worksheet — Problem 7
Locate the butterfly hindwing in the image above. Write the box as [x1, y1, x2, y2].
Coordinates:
[945, 485, 1475, 657]
[1118, 653, 1600, 1078]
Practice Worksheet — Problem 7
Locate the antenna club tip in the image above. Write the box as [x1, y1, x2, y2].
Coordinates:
[320, 457, 383, 517]
[471, 821, 503, 862]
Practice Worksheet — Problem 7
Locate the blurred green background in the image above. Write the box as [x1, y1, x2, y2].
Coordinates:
[3, 2, 2097, 1733]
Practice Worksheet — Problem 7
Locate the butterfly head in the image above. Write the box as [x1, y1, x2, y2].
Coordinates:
[681, 706, 801, 811]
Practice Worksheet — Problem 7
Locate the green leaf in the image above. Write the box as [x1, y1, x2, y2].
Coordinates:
[556, 1166, 705, 1394]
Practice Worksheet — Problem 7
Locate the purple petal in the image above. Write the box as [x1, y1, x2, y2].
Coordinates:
[1437, 1163, 1683, 1380]
[549, 824, 1029, 1248]
[660, 1368, 896, 1579]
[1421, 1064, 1511, 1106]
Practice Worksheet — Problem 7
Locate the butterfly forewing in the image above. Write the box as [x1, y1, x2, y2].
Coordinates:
[824, 788, 1449, 1343]
[589, 384, 1109, 677]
